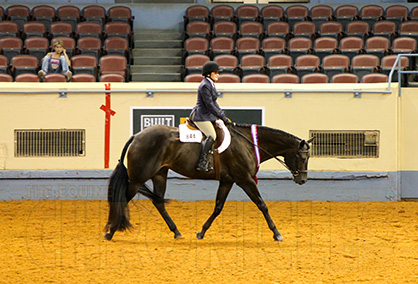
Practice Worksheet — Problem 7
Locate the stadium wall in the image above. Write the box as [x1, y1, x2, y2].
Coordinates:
[0, 82, 416, 201]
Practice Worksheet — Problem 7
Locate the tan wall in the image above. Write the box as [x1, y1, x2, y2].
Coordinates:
[399, 87, 418, 171]
[0, 82, 400, 172]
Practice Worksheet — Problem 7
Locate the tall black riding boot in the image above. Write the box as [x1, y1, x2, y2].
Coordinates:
[197, 136, 215, 172]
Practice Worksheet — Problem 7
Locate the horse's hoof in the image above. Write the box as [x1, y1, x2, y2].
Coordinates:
[104, 233, 113, 241]
[196, 232, 204, 240]
[274, 234, 283, 241]
[174, 233, 183, 239]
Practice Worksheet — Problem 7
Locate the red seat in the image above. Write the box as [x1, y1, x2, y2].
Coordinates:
[77, 37, 102, 60]
[392, 37, 417, 54]
[71, 54, 97, 76]
[262, 37, 286, 61]
[104, 22, 131, 43]
[399, 21, 418, 43]
[339, 36, 364, 60]
[310, 5, 333, 31]
[301, 73, 328, 83]
[372, 21, 397, 41]
[71, 74, 96, 82]
[76, 22, 102, 39]
[15, 73, 40, 82]
[100, 73, 125, 82]
[239, 21, 263, 39]
[352, 54, 380, 80]
[214, 54, 238, 74]
[236, 5, 259, 26]
[104, 36, 129, 59]
[285, 5, 309, 31]
[0, 21, 19, 39]
[319, 21, 343, 40]
[331, 73, 359, 83]
[44, 73, 67, 82]
[211, 5, 234, 24]
[57, 5, 80, 32]
[385, 5, 409, 30]
[31, 5, 55, 33]
[322, 54, 350, 81]
[185, 37, 209, 56]
[266, 21, 290, 40]
[240, 54, 265, 77]
[0, 73, 13, 82]
[6, 5, 30, 31]
[313, 37, 338, 61]
[213, 21, 237, 39]
[261, 5, 284, 30]
[82, 5, 106, 26]
[365, 36, 390, 60]
[295, 54, 320, 78]
[293, 21, 317, 40]
[184, 5, 209, 24]
[242, 74, 269, 83]
[0, 36, 23, 63]
[267, 54, 293, 79]
[271, 73, 299, 83]
[288, 37, 312, 63]
[107, 6, 133, 25]
[22, 22, 47, 39]
[217, 73, 240, 83]
[0, 55, 9, 74]
[360, 5, 384, 29]
[381, 55, 408, 82]
[99, 55, 127, 78]
[24, 36, 49, 63]
[186, 21, 210, 39]
[50, 22, 74, 38]
[335, 5, 358, 29]
[361, 73, 388, 83]
[185, 54, 210, 75]
[210, 37, 234, 58]
[184, 74, 204, 82]
[236, 37, 260, 61]
[346, 21, 370, 39]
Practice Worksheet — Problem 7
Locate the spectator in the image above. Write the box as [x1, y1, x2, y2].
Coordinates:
[38, 40, 72, 81]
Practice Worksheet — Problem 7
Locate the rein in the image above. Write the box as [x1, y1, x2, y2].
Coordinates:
[228, 125, 304, 176]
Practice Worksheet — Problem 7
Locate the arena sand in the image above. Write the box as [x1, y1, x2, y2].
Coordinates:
[0, 199, 417, 283]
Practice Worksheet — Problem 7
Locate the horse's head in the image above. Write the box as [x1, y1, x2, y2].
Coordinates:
[284, 138, 313, 185]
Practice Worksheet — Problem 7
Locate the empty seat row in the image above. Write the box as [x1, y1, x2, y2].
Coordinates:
[184, 53, 408, 82]
[184, 72, 389, 84]
[0, 54, 128, 81]
[185, 4, 416, 32]
[0, 73, 126, 83]
[0, 5, 133, 32]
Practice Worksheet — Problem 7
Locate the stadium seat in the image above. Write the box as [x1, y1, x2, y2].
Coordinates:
[11, 55, 39, 78]
[82, 5, 106, 27]
[76, 22, 102, 39]
[104, 22, 131, 45]
[213, 21, 237, 39]
[294, 54, 320, 79]
[0, 55, 9, 74]
[31, 5, 55, 33]
[392, 37, 417, 55]
[211, 5, 234, 24]
[71, 54, 97, 76]
[0, 21, 19, 39]
[100, 73, 125, 82]
[0, 36, 23, 63]
[319, 21, 343, 40]
[184, 73, 204, 82]
[301, 73, 328, 83]
[184, 37, 209, 56]
[22, 22, 47, 39]
[266, 21, 290, 40]
[0, 7, 4, 21]
[50, 22, 73, 39]
[184, 54, 209, 75]
[261, 37, 286, 62]
[313, 37, 338, 62]
[365, 36, 390, 60]
[44, 73, 67, 82]
[52, 37, 75, 59]
[293, 21, 317, 40]
[76, 36, 102, 60]
[210, 37, 234, 58]
[351, 54, 380, 80]
[345, 21, 370, 39]
[186, 21, 210, 39]
[285, 5, 309, 32]
[71, 73, 96, 82]
[385, 5, 409, 31]
[410, 6, 418, 21]
[242, 74, 269, 83]
[184, 5, 209, 24]
[217, 73, 240, 83]
[271, 73, 299, 83]
[267, 54, 293, 80]
[288, 37, 312, 63]
[322, 54, 350, 81]
[24, 36, 49, 63]
[310, 5, 334, 32]
[15, 73, 40, 82]
[107, 6, 134, 25]
[236, 37, 260, 61]
[6, 5, 30, 31]
[359, 5, 383, 30]
[99, 55, 127, 78]
[399, 21, 418, 43]
[372, 21, 397, 42]
[239, 21, 263, 39]
[0, 73, 13, 82]
[381, 54, 408, 82]
[331, 73, 359, 83]
[57, 5, 80, 33]
[236, 5, 259, 27]
[240, 54, 265, 77]
[104, 36, 129, 60]
[261, 5, 284, 30]
[335, 5, 358, 30]
[214, 54, 238, 74]
[339, 36, 364, 60]
[361, 73, 388, 83]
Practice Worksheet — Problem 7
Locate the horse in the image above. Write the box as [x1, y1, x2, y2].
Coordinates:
[104, 123, 312, 241]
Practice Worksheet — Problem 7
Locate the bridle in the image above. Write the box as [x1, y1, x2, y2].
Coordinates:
[229, 126, 309, 177]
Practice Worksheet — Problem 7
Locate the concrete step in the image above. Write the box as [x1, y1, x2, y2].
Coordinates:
[130, 65, 183, 73]
[132, 48, 183, 57]
[134, 39, 183, 48]
[131, 73, 182, 82]
[134, 30, 182, 41]
[134, 56, 182, 65]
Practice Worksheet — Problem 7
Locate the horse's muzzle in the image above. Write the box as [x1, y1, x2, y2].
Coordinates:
[293, 172, 308, 185]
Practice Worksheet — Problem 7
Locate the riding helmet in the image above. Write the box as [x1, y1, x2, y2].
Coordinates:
[202, 61, 219, 76]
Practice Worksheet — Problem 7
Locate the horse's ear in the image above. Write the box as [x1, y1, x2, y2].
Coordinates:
[307, 136, 315, 144]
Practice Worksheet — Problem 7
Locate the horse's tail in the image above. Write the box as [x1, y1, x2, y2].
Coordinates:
[105, 136, 166, 234]
[105, 136, 135, 233]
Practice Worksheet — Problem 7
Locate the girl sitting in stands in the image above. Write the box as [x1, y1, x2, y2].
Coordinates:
[38, 40, 72, 81]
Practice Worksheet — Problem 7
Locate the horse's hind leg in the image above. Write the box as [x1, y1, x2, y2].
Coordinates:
[237, 178, 283, 241]
[197, 180, 234, 240]
[151, 168, 182, 239]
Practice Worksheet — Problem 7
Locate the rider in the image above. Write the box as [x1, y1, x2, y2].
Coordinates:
[191, 61, 230, 172]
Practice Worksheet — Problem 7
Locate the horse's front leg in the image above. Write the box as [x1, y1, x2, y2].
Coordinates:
[197, 180, 234, 239]
[237, 178, 282, 241]
[151, 168, 182, 239]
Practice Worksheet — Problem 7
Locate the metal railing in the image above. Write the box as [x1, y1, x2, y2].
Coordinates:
[387, 53, 418, 97]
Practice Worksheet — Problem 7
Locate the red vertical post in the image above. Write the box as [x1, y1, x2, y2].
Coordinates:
[100, 83, 116, 168]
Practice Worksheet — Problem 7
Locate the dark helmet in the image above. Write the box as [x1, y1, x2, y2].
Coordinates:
[202, 61, 219, 76]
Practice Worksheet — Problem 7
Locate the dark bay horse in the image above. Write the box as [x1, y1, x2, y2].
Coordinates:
[104, 123, 312, 241]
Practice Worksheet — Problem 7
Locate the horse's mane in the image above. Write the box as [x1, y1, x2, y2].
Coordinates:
[233, 123, 301, 141]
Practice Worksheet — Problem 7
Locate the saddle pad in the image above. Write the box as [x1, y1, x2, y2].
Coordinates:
[179, 123, 203, 143]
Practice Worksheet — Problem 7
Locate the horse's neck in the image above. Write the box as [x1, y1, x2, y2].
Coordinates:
[250, 126, 300, 162]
